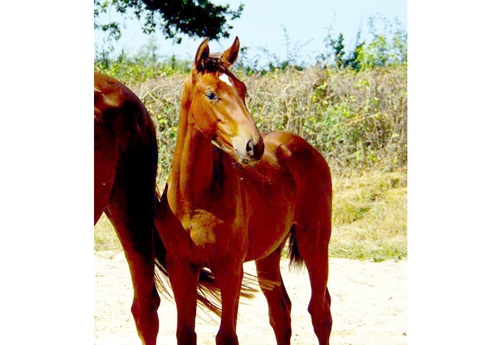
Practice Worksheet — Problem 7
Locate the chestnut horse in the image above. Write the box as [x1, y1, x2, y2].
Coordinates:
[94, 72, 225, 345]
[155, 38, 333, 345]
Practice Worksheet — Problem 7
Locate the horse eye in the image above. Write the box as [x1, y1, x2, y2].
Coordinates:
[206, 91, 218, 100]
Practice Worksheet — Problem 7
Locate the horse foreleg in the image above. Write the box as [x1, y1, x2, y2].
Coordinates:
[212, 260, 244, 345]
[167, 254, 200, 345]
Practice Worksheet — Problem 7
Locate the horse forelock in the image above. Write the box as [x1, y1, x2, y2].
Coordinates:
[195, 52, 231, 75]
[191, 58, 235, 92]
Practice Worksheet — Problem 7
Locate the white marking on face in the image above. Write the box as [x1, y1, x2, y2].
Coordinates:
[219, 74, 233, 87]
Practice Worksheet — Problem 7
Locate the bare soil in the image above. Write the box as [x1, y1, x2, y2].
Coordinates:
[94, 251, 406, 345]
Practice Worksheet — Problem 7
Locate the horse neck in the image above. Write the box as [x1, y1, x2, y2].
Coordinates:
[168, 90, 220, 216]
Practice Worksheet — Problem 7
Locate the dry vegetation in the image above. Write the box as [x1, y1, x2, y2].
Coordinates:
[330, 170, 406, 261]
[131, 66, 407, 180]
[95, 65, 407, 261]
[94, 215, 122, 251]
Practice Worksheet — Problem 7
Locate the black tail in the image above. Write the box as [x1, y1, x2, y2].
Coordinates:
[288, 224, 305, 270]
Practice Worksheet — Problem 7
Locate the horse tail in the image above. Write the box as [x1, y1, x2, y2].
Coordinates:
[287, 224, 305, 269]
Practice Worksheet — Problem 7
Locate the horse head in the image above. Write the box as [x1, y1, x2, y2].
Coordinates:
[184, 37, 264, 164]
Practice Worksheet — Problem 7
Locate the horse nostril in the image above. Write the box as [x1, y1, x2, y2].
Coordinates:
[246, 140, 254, 155]
[254, 137, 264, 160]
[243, 137, 264, 161]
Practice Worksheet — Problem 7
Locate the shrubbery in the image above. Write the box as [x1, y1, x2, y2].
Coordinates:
[107, 65, 406, 183]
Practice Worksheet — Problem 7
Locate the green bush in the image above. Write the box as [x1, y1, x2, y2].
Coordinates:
[94, 39, 191, 84]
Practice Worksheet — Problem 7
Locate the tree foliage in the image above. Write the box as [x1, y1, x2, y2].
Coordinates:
[94, 0, 244, 43]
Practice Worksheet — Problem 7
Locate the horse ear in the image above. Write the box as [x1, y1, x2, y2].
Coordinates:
[221, 36, 240, 66]
[195, 38, 210, 70]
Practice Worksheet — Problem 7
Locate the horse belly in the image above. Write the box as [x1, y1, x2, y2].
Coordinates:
[244, 181, 296, 262]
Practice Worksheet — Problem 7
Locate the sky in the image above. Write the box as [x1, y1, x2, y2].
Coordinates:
[94, 0, 407, 66]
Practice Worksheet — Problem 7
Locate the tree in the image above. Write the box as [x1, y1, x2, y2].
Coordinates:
[319, 30, 351, 70]
[94, 0, 244, 44]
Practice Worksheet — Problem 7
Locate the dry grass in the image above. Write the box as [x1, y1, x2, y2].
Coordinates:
[329, 169, 407, 261]
[128, 65, 407, 181]
[94, 214, 121, 251]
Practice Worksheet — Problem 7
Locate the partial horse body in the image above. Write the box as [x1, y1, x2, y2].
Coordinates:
[155, 38, 333, 345]
[94, 72, 162, 345]
[94, 72, 222, 345]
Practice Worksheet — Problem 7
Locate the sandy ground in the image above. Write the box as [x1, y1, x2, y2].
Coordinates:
[94, 251, 406, 345]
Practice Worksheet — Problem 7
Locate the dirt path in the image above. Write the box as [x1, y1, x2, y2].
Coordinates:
[94, 251, 406, 345]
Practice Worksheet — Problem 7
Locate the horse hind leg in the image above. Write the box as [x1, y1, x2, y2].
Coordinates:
[278, 138, 333, 344]
[105, 204, 161, 345]
[290, 221, 332, 345]
[105, 151, 161, 344]
[255, 246, 292, 345]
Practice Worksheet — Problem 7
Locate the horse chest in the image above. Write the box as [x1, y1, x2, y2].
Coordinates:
[186, 209, 221, 248]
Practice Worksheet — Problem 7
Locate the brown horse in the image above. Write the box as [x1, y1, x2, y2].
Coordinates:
[155, 38, 333, 345]
[94, 72, 224, 345]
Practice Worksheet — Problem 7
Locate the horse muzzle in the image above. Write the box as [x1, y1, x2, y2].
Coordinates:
[233, 135, 264, 164]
